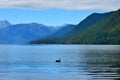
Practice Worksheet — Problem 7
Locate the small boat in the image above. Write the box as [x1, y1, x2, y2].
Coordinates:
[55, 58, 61, 63]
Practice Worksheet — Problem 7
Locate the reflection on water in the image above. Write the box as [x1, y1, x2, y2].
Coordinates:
[0, 45, 120, 80]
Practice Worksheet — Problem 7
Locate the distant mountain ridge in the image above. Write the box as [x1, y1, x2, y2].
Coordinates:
[0, 21, 75, 44]
[31, 9, 120, 44]
[50, 24, 75, 37]
[0, 22, 57, 44]
[0, 20, 11, 29]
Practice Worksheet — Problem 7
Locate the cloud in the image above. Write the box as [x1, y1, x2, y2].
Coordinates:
[0, 0, 120, 11]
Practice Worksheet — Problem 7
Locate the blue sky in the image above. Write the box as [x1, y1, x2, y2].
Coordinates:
[0, 8, 105, 26]
[0, 0, 120, 26]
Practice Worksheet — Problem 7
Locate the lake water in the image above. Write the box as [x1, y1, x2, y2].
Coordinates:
[0, 45, 120, 80]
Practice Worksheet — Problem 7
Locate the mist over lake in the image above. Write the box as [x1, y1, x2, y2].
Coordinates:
[0, 45, 120, 80]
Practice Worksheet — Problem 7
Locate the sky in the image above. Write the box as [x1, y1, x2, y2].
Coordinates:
[0, 0, 120, 26]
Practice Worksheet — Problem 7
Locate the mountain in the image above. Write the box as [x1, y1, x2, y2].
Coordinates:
[29, 24, 75, 44]
[50, 24, 75, 37]
[66, 9, 120, 44]
[0, 23, 56, 44]
[0, 20, 11, 29]
[65, 12, 112, 36]
[31, 9, 120, 44]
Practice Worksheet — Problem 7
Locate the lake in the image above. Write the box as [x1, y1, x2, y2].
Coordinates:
[0, 45, 120, 80]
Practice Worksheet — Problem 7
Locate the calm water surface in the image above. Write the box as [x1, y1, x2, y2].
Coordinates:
[0, 45, 120, 80]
